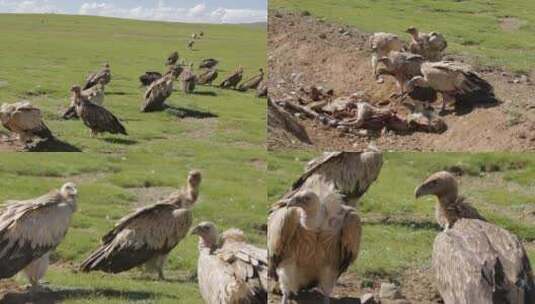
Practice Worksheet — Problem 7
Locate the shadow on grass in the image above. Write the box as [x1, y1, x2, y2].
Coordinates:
[102, 138, 138, 145]
[106, 91, 134, 96]
[285, 290, 359, 304]
[193, 91, 217, 97]
[26, 138, 81, 152]
[165, 106, 218, 119]
[363, 217, 441, 231]
[0, 287, 164, 304]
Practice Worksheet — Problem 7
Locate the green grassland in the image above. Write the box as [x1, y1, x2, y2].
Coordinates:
[270, 0, 535, 72]
[0, 13, 266, 152]
[268, 152, 535, 279]
[0, 14, 267, 304]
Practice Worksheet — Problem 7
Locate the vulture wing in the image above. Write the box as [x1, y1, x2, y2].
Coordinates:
[80, 102, 127, 135]
[197, 69, 218, 85]
[433, 219, 535, 304]
[80, 203, 191, 273]
[83, 69, 110, 90]
[267, 202, 300, 280]
[337, 207, 362, 277]
[12, 105, 53, 139]
[0, 191, 75, 278]
[238, 73, 264, 91]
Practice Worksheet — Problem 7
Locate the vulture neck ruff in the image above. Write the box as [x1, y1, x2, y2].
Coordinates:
[298, 202, 326, 231]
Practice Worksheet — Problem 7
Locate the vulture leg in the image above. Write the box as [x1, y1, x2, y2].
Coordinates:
[371, 54, 378, 79]
[23, 253, 50, 291]
[144, 254, 168, 280]
[281, 292, 290, 304]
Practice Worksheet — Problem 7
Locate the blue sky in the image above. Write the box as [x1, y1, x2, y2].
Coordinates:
[0, 0, 267, 23]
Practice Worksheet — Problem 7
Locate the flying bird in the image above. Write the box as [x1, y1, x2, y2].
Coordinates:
[166, 51, 179, 66]
[0, 101, 53, 144]
[415, 171, 535, 304]
[238, 68, 264, 91]
[406, 27, 447, 61]
[80, 171, 202, 280]
[285, 151, 383, 207]
[71, 85, 127, 136]
[197, 68, 218, 86]
[0, 183, 78, 290]
[268, 190, 361, 304]
[368, 32, 404, 81]
[83, 63, 111, 90]
[406, 61, 497, 112]
[141, 67, 181, 112]
[191, 222, 268, 304]
[220, 67, 244, 89]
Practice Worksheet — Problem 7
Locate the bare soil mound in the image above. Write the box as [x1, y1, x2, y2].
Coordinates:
[268, 10, 535, 151]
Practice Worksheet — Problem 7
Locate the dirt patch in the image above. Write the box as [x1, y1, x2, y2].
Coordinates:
[499, 17, 526, 32]
[268, 10, 535, 151]
[268, 267, 441, 303]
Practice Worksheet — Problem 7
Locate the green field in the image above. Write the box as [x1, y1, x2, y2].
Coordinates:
[0, 14, 267, 304]
[0, 13, 266, 152]
[268, 152, 535, 279]
[270, 0, 535, 72]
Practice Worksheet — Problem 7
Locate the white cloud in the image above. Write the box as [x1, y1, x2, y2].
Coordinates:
[77, 2, 266, 24]
[0, 0, 63, 14]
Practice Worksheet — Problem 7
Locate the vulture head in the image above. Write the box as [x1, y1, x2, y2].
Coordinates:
[191, 221, 218, 249]
[406, 76, 428, 92]
[406, 26, 419, 37]
[187, 170, 202, 189]
[104, 63, 110, 69]
[415, 171, 458, 201]
[60, 182, 78, 199]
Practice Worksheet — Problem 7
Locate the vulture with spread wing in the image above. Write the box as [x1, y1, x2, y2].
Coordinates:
[0, 183, 78, 290]
[80, 171, 202, 279]
[83, 63, 111, 90]
[415, 171, 535, 304]
[141, 67, 181, 112]
[268, 190, 361, 304]
[71, 85, 126, 136]
[220, 67, 244, 89]
[0, 101, 53, 144]
[197, 69, 218, 85]
[192, 222, 268, 304]
[406, 61, 497, 111]
[286, 151, 383, 207]
[238, 68, 264, 91]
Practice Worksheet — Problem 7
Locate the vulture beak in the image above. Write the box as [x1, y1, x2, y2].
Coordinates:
[414, 183, 427, 199]
[190, 225, 202, 236]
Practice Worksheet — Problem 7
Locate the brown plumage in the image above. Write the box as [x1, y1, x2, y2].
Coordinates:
[0, 101, 53, 143]
[368, 32, 404, 80]
[83, 63, 111, 90]
[238, 69, 264, 91]
[80, 171, 202, 279]
[166, 51, 179, 66]
[406, 27, 447, 61]
[0, 183, 78, 290]
[197, 68, 218, 85]
[141, 68, 181, 112]
[63, 79, 106, 119]
[71, 85, 127, 136]
[220, 67, 244, 89]
[284, 151, 383, 207]
[139, 71, 163, 87]
[180, 66, 197, 94]
[268, 190, 361, 304]
[256, 80, 267, 98]
[192, 222, 268, 304]
[415, 171, 535, 304]
[199, 58, 218, 69]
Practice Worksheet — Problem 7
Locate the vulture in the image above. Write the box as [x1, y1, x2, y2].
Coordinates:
[256, 80, 267, 98]
[377, 51, 438, 103]
[188, 40, 195, 50]
[80, 171, 202, 279]
[141, 67, 181, 112]
[166, 51, 179, 66]
[192, 33, 198, 40]
[415, 171, 535, 304]
[197, 68, 218, 85]
[238, 68, 264, 91]
[368, 32, 404, 80]
[83, 63, 111, 90]
[180, 66, 197, 94]
[220, 67, 244, 89]
[406, 61, 497, 111]
[0, 101, 53, 144]
[199, 58, 218, 69]
[268, 190, 362, 304]
[191, 222, 268, 304]
[0, 183, 78, 290]
[199, 31, 204, 37]
[63, 79, 106, 119]
[71, 85, 127, 136]
[285, 151, 383, 207]
[406, 27, 447, 61]
[139, 71, 163, 87]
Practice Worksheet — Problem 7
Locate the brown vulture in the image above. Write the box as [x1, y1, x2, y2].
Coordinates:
[220, 67, 244, 89]
[83, 63, 111, 90]
[0, 101, 53, 143]
[238, 68, 264, 91]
